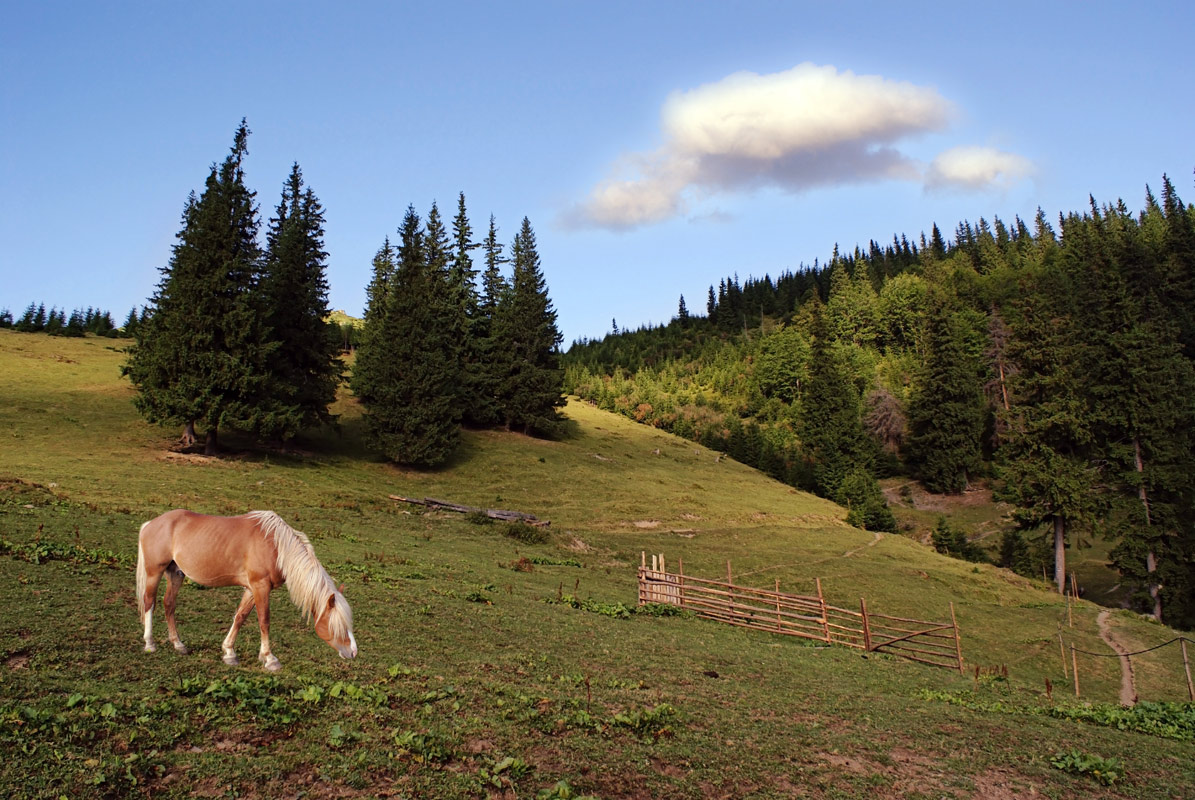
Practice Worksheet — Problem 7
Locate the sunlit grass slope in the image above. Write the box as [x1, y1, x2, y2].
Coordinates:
[1, 329, 1192, 799]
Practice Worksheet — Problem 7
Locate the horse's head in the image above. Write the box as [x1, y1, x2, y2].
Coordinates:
[315, 587, 357, 660]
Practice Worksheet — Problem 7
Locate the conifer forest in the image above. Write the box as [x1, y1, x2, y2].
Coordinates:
[33, 120, 1195, 631]
[564, 178, 1195, 629]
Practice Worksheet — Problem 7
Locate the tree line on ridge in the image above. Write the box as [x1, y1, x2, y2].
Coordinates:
[564, 177, 1195, 628]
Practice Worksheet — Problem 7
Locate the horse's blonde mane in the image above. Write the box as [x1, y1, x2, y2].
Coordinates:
[248, 511, 353, 640]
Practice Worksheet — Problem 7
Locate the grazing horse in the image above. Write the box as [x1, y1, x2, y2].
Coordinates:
[136, 510, 357, 671]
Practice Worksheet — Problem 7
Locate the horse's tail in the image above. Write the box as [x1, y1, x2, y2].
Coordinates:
[135, 521, 149, 621]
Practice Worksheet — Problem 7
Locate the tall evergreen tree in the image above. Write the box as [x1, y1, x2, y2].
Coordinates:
[352, 206, 460, 465]
[799, 307, 874, 498]
[998, 235, 1101, 593]
[123, 120, 269, 454]
[906, 302, 985, 493]
[362, 237, 396, 334]
[448, 194, 485, 424]
[469, 215, 510, 426]
[491, 217, 564, 434]
[256, 163, 342, 440]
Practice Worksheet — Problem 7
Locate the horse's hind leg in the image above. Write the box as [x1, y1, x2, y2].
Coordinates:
[163, 566, 188, 654]
[140, 565, 165, 653]
[221, 589, 256, 666]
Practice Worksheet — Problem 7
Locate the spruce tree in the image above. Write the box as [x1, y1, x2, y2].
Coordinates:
[123, 120, 268, 454]
[906, 302, 985, 493]
[353, 206, 460, 465]
[491, 217, 564, 434]
[799, 307, 877, 501]
[256, 163, 342, 440]
[997, 230, 1101, 593]
[469, 215, 509, 426]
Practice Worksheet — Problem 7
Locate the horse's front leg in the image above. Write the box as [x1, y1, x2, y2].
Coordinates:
[163, 567, 188, 654]
[252, 582, 281, 672]
[221, 588, 256, 666]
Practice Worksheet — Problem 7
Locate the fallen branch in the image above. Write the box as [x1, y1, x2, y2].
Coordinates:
[388, 495, 549, 527]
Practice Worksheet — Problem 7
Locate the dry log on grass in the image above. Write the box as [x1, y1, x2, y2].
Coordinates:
[388, 495, 549, 527]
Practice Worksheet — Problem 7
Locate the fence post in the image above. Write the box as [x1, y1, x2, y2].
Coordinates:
[677, 557, 686, 609]
[1058, 633, 1068, 679]
[1182, 638, 1194, 702]
[660, 553, 667, 604]
[816, 577, 831, 643]
[638, 552, 646, 606]
[775, 579, 783, 632]
[860, 597, 873, 652]
[1071, 645, 1080, 698]
[949, 602, 964, 674]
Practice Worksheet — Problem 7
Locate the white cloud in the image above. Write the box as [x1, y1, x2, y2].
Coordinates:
[926, 145, 1035, 190]
[661, 64, 951, 159]
[568, 63, 1033, 230]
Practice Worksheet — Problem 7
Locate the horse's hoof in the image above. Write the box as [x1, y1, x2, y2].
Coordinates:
[173, 643, 190, 655]
[263, 656, 282, 672]
[144, 642, 157, 653]
[222, 654, 240, 666]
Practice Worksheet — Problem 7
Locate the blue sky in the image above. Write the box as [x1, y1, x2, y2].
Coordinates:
[3, 1, 1192, 345]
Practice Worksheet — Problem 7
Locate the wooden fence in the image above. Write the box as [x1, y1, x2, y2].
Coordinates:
[639, 552, 963, 673]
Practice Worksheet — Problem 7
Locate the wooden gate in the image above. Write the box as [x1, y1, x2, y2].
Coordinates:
[638, 552, 963, 673]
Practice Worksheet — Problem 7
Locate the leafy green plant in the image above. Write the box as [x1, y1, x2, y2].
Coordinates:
[477, 755, 535, 789]
[392, 729, 454, 763]
[545, 593, 633, 618]
[536, 779, 600, 799]
[0, 537, 129, 567]
[1048, 701, 1195, 741]
[327, 723, 361, 748]
[610, 703, 677, 738]
[528, 556, 582, 567]
[177, 675, 305, 726]
[1051, 749, 1124, 786]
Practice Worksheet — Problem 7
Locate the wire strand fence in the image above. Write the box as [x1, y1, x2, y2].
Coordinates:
[638, 552, 964, 673]
[1053, 571, 1195, 702]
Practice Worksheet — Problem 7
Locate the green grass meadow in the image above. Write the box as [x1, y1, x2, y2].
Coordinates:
[1, 329, 1192, 798]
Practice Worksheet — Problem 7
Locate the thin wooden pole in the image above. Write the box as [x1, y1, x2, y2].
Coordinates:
[1071, 645, 1080, 698]
[1058, 633, 1068, 679]
[860, 597, 873, 651]
[659, 553, 666, 604]
[775, 579, 783, 632]
[1181, 639, 1194, 702]
[816, 578, 831, 643]
[726, 560, 734, 621]
[1070, 571, 1078, 598]
[1067, 592, 1073, 627]
[949, 602, 963, 674]
[638, 551, 646, 606]
[678, 557, 686, 609]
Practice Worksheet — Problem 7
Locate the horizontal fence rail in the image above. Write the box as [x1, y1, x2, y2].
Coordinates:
[639, 552, 963, 673]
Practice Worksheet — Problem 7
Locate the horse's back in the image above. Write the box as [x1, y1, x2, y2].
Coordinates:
[141, 510, 272, 589]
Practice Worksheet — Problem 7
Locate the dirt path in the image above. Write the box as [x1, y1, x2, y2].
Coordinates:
[1097, 609, 1137, 706]
[843, 531, 883, 558]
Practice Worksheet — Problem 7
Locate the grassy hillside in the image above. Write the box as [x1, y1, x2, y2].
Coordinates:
[1, 329, 1192, 799]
